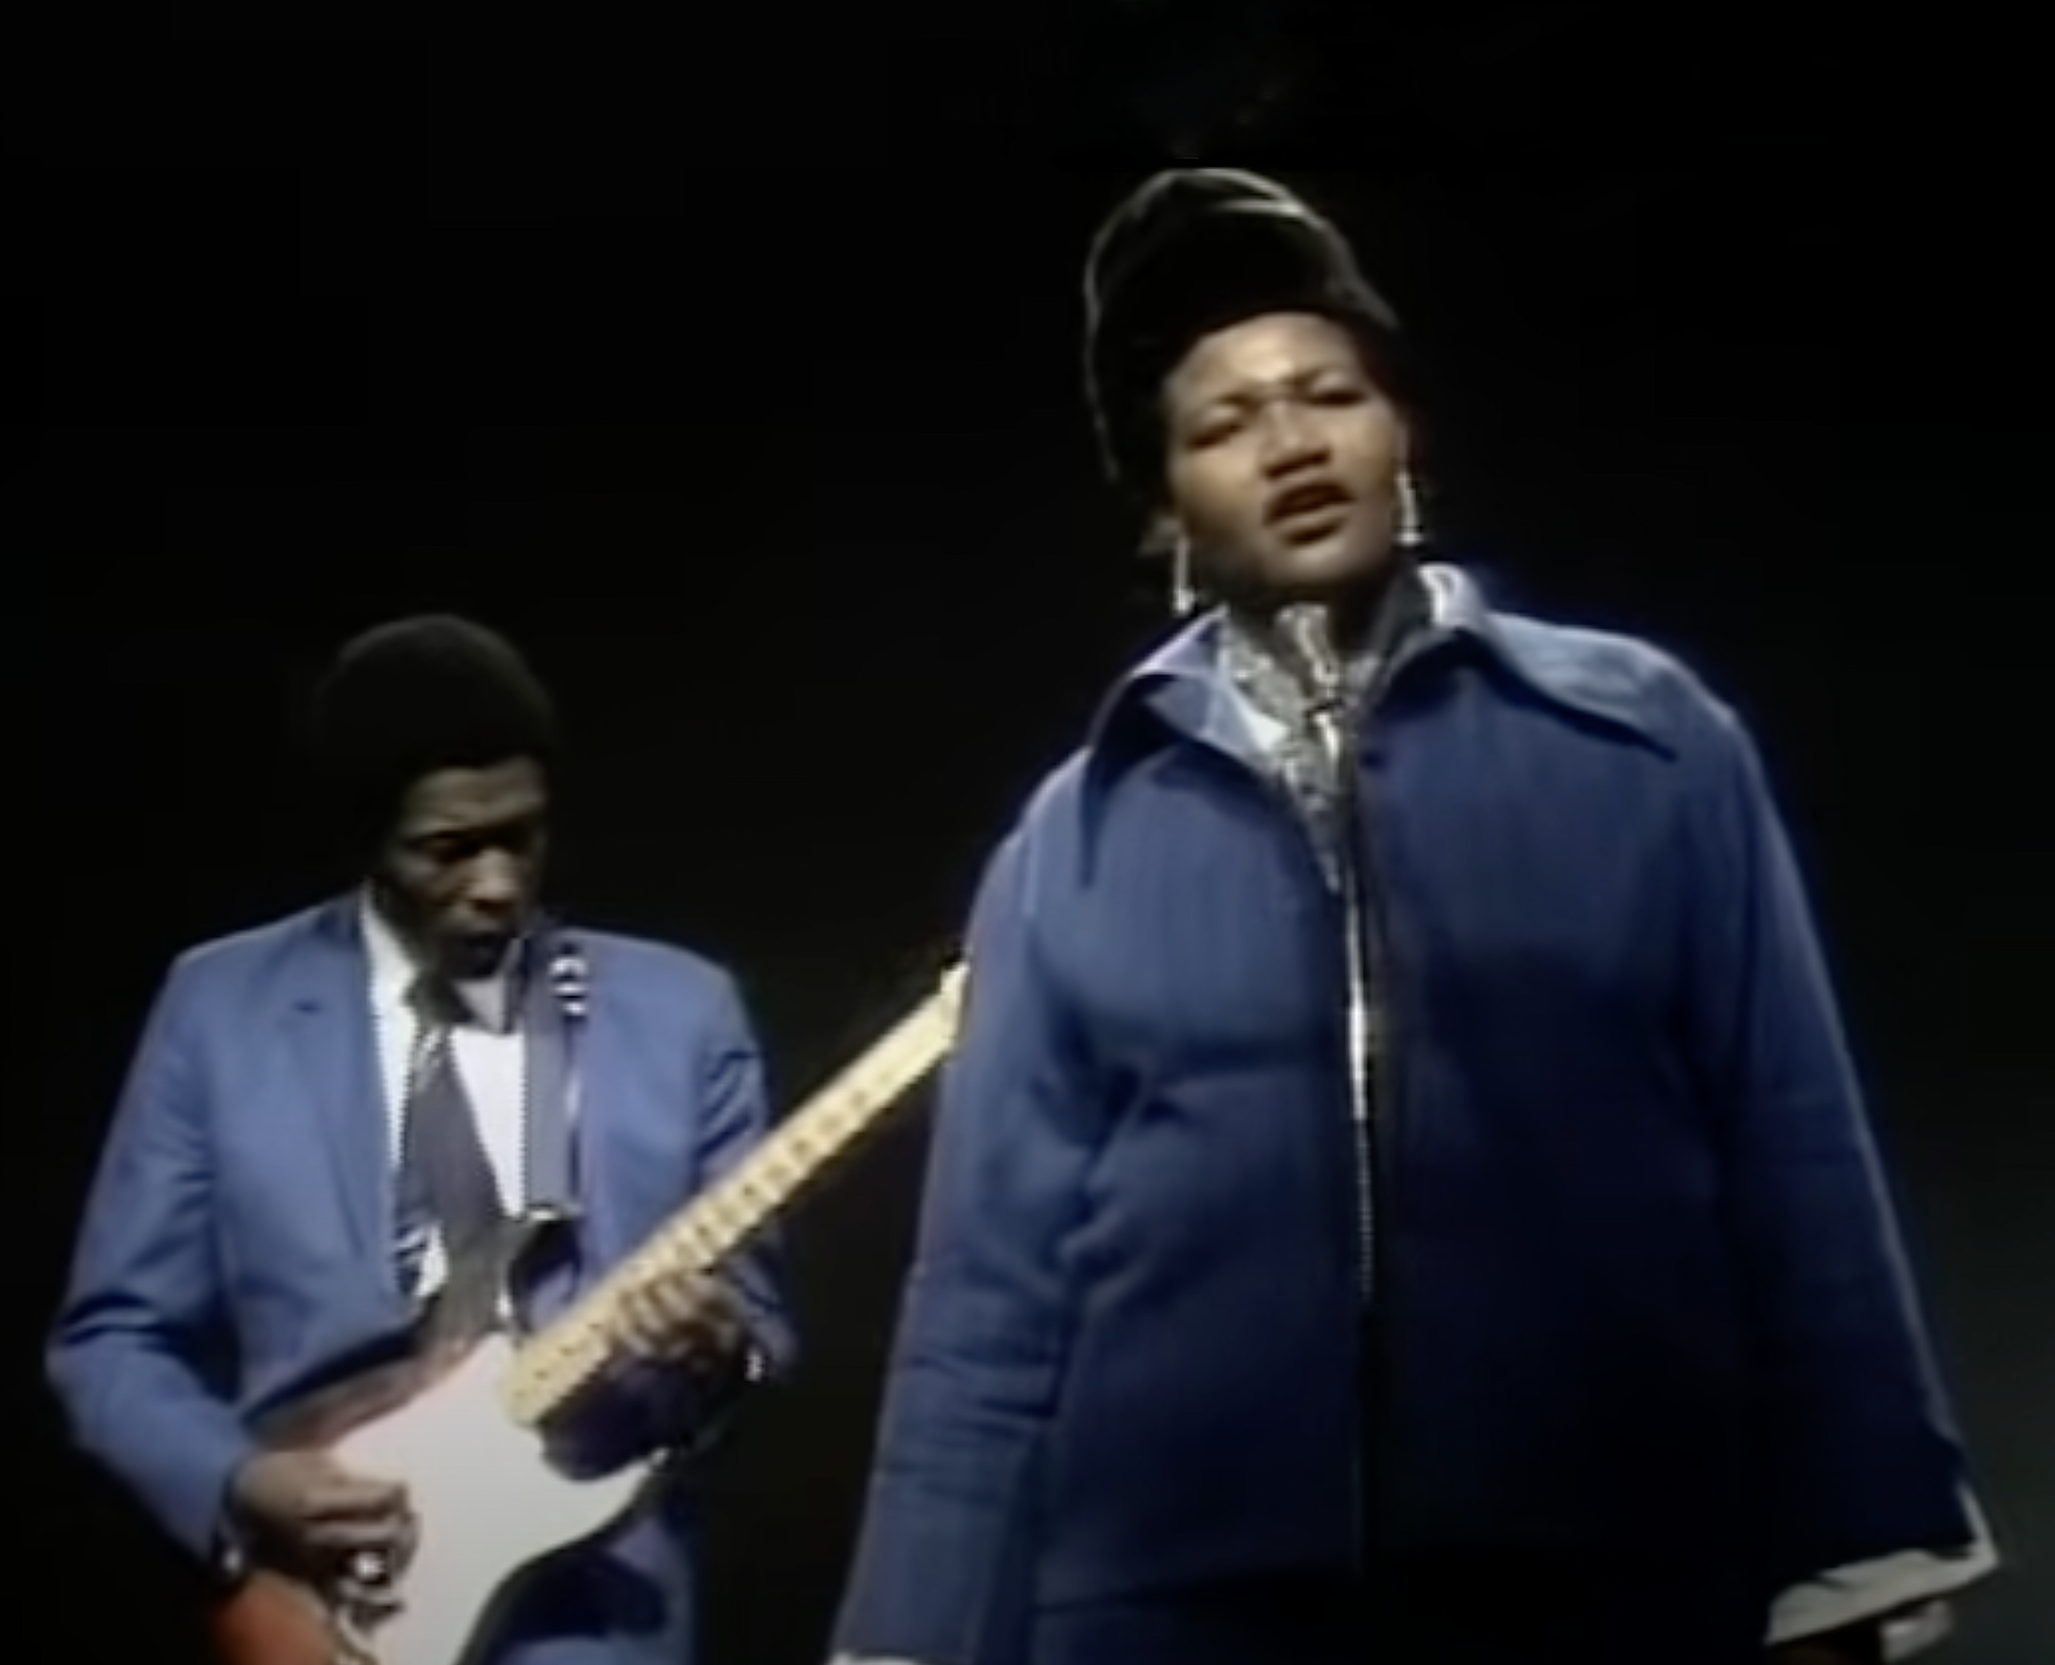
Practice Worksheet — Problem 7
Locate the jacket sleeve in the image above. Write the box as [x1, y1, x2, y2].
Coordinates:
[833, 831, 1098, 1665]
[46, 960, 258, 1563]
[668, 968, 795, 1441]
[551, 967, 794, 1470]
[1678, 701, 1982, 1590]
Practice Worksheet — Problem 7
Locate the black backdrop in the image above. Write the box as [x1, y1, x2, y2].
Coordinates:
[20, 15, 2051, 1663]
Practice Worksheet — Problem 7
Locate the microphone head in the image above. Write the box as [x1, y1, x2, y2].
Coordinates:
[1275, 602, 1343, 703]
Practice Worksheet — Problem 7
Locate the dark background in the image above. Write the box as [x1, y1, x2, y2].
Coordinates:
[18, 11, 2048, 1663]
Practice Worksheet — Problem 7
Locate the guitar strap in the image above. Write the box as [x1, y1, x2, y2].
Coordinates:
[518, 927, 579, 1216]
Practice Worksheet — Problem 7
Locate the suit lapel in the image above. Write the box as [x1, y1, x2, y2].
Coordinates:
[282, 897, 394, 1283]
[519, 923, 578, 1217]
[515, 930, 631, 1320]
[566, 938, 634, 1268]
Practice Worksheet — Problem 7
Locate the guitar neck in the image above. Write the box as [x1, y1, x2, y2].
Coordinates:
[499, 964, 965, 1427]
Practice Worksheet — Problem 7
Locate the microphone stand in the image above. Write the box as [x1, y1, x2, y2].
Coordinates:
[1278, 603, 1389, 1596]
[1278, 606, 1379, 1296]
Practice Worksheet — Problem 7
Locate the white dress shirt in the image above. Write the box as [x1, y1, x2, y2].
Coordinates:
[362, 898, 529, 1295]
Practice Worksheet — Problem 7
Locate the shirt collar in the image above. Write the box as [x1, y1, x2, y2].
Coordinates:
[359, 892, 516, 1032]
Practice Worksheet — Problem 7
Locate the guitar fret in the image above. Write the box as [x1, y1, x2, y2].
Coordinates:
[499, 965, 966, 1427]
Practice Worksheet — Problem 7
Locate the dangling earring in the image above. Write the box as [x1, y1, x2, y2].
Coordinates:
[1169, 533, 1198, 617]
[1395, 468, 1426, 549]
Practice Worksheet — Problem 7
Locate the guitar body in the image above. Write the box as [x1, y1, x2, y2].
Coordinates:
[211, 1214, 650, 1665]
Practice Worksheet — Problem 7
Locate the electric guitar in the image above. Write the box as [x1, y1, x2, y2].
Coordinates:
[209, 962, 966, 1665]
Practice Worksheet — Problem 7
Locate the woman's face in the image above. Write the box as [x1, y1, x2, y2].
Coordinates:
[1160, 310, 1408, 609]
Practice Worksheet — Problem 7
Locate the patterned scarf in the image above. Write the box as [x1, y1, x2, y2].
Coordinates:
[1218, 571, 1429, 883]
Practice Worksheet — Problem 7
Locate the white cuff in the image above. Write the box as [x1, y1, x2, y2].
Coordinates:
[1766, 1487, 1999, 1646]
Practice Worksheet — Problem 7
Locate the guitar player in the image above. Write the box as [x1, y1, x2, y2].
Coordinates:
[47, 614, 794, 1665]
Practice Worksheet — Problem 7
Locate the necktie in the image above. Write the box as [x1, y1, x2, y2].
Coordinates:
[393, 977, 505, 1294]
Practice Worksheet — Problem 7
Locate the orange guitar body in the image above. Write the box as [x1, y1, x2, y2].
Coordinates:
[212, 1572, 342, 1665]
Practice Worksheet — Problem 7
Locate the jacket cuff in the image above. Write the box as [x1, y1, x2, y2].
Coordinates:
[1767, 1488, 1999, 1644]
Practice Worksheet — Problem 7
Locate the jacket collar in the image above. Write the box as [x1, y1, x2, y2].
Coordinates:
[1080, 560, 1674, 822]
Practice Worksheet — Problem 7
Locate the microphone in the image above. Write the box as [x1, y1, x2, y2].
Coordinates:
[1275, 602, 1345, 714]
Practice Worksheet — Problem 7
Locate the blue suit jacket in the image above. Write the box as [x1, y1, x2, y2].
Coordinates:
[834, 568, 1977, 1665]
[47, 897, 793, 1665]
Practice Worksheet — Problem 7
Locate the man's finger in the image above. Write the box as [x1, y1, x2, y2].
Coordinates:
[638, 1282, 702, 1332]
[649, 1273, 703, 1314]
[615, 1296, 669, 1355]
[306, 1515, 412, 1552]
[305, 1479, 408, 1519]
[614, 1274, 742, 1360]
[655, 1291, 708, 1332]
[684, 1277, 741, 1330]
[620, 1290, 665, 1340]
[335, 1576, 405, 1617]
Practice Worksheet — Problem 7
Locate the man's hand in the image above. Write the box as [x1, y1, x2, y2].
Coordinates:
[228, 1449, 415, 1596]
[611, 1267, 750, 1373]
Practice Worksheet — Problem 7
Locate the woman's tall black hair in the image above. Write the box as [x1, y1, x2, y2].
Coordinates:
[1083, 169, 1415, 509]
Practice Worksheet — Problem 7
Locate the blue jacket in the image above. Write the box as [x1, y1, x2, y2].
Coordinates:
[835, 565, 1975, 1663]
[47, 898, 793, 1665]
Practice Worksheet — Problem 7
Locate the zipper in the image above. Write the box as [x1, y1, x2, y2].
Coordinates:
[1307, 642, 1417, 1584]
[1307, 694, 1381, 1305]
[1354, 677, 1402, 1307]
[1301, 641, 1407, 1313]
[1347, 701, 1397, 1582]
[1225, 597, 1430, 1574]
[1347, 635, 1452, 1586]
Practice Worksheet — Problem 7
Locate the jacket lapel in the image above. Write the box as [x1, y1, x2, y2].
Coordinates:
[563, 938, 634, 1268]
[281, 897, 394, 1287]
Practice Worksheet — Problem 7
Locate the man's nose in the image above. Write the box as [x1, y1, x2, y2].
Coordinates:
[465, 852, 522, 912]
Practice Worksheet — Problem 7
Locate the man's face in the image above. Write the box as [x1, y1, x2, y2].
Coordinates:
[1159, 310, 1408, 608]
[375, 758, 547, 980]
